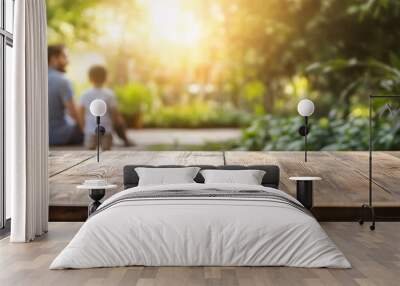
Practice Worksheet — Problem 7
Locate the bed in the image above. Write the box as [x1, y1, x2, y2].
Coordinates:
[50, 165, 350, 269]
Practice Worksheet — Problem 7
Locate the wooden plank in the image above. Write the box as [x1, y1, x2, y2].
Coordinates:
[2, 222, 400, 286]
[385, 151, 400, 159]
[48, 151, 95, 177]
[327, 151, 400, 200]
[49, 151, 400, 214]
[224, 151, 398, 206]
[49, 151, 224, 206]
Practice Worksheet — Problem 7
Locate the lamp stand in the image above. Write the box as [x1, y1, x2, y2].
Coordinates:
[96, 116, 100, 162]
[95, 116, 105, 163]
[359, 94, 400, 231]
[304, 116, 308, 162]
[298, 116, 310, 162]
[359, 96, 376, 230]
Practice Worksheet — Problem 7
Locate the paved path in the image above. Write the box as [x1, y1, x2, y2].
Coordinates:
[51, 128, 241, 151]
[116, 128, 241, 147]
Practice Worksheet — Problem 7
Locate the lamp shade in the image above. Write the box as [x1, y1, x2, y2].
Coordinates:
[90, 99, 107, 117]
[297, 99, 315, 117]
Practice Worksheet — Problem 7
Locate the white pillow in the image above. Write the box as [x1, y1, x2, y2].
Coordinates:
[200, 169, 266, 185]
[135, 167, 201, 186]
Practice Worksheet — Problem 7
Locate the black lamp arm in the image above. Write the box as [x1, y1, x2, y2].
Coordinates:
[304, 116, 308, 162]
[298, 116, 310, 162]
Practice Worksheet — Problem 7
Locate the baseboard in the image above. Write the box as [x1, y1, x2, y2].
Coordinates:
[311, 207, 400, 221]
[49, 206, 88, 222]
[49, 206, 400, 222]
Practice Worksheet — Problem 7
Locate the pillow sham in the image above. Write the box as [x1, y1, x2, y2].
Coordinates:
[135, 167, 201, 186]
[200, 169, 266, 185]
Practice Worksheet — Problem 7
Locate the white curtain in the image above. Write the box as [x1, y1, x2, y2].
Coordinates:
[7, 0, 49, 242]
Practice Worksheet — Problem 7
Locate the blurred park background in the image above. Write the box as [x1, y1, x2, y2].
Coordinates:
[47, 0, 400, 151]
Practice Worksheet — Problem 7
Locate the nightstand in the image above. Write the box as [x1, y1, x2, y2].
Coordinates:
[77, 184, 117, 216]
[289, 177, 321, 210]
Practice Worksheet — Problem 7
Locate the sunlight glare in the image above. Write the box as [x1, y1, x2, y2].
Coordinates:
[141, 0, 202, 47]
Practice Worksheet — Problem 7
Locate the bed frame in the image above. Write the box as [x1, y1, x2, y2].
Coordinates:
[123, 165, 280, 189]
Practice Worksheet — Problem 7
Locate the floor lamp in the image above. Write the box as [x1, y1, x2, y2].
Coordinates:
[359, 94, 400, 231]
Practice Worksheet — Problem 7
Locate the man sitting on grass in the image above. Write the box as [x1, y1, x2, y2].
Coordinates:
[48, 44, 83, 145]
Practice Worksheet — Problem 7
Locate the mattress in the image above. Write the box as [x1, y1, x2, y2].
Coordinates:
[50, 183, 351, 269]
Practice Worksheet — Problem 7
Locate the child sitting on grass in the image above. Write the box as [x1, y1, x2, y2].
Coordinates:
[79, 65, 132, 150]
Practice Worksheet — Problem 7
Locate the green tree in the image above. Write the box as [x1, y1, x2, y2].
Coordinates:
[47, 0, 101, 44]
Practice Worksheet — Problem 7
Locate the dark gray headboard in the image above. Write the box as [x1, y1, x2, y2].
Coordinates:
[123, 165, 280, 189]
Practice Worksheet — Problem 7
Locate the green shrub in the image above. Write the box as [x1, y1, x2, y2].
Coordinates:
[144, 102, 253, 128]
[237, 112, 400, 151]
[114, 83, 153, 117]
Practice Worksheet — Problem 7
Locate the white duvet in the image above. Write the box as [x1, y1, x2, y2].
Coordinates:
[50, 183, 351, 269]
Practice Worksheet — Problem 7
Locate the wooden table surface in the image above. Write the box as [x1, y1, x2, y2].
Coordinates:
[48, 151, 400, 208]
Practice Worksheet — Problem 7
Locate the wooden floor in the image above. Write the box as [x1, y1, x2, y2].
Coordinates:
[1, 222, 399, 286]
[49, 151, 400, 207]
